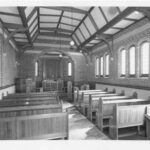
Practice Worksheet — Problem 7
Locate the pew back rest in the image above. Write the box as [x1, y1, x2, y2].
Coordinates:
[0, 104, 62, 117]
[0, 112, 68, 139]
[0, 98, 60, 108]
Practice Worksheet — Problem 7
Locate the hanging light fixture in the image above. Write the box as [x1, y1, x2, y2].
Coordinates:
[70, 8, 75, 46]
[59, 53, 62, 57]
[70, 40, 75, 46]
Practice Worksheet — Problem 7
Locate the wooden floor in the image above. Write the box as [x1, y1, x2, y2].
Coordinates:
[62, 101, 110, 140]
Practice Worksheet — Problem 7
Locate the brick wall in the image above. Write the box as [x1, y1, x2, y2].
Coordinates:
[18, 52, 88, 86]
[91, 18, 150, 88]
[0, 31, 17, 88]
[18, 53, 43, 81]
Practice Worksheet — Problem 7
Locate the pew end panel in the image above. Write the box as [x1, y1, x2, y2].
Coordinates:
[109, 104, 149, 140]
[97, 98, 104, 131]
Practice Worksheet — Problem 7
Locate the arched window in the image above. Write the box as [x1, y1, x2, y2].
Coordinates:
[140, 42, 150, 76]
[129, 46, 136, 76]
[95, 57, 100, 76]
[120, 49, 126, 76]
[105, 54, 109, 76]
[68, 62, 72, 76]
[35, 61, 38, 77]
[100, 56, 104, 76]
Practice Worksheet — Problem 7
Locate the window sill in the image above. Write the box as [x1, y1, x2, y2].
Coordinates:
[128, 75, 136, 78]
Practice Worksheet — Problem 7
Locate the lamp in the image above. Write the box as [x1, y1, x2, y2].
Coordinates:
[70, 8, 75, 47]
[70, 40, 75, 46]
[59, 53, 62, 57]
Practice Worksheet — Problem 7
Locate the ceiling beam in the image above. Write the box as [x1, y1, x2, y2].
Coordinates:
[88, 7, 99, 31]
[99, 7, 108, 23]
[17, 7, 33, 46]
[56, 10, 64, 30]
[26, 46, 71, 52]
[35, 38, 69, 45]
[78, 28, 86, 40]
[30, 24, 38, 36]
[28, 15, 38, 29]
[40, 21, 76, 27]
[40, 14, 81, 21]
[37, 7, 40, 33]
[27, 7, 38, 22]
[124, 18, 137, 22]
[42, 7, 87, 14]
[0, 12, 20, 17]
[79, 7, 135, 49]
[3, 22, 24, 29]
[39, 32, 71, 38]
[71, 7, 93, 36]
[135, 7, 150, 20]
[32, 30, 39, 42]
[83, 22, 92, 36]
[40, 27, 72, 34]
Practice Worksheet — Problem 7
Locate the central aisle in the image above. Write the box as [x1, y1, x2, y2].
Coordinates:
[63, 101, 110, 140]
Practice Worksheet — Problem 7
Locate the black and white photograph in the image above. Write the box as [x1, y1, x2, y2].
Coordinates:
[0, 0, 150, 149]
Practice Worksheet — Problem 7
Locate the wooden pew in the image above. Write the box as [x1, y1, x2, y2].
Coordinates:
[109, 103, 150, 140]
[79, 91, 110, 110]
[88, 94, 129, 120]
[80, 93, 119, 115]
[5, 91, 57, 99]
[145, 106, 150, 139]
[3, 96, 57, 101]
[97, 97, 150, 132]
[0, 104, 62, 117]
[0, 98, 60, 107]
[78, 88, 116, 109]
[79, 89, 123, 116]
[0, 102, 68, 139]
[0, 112, 68, 139]
[74, 89, 104, 106]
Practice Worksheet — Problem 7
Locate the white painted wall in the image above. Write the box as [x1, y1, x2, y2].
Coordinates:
[0, 86, 15, 100]
[96, 83, 150, 100]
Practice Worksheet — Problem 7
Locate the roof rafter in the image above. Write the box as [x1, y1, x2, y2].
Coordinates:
[40, 14, 81, 21]
[0, 11, 20, 17]
[27, 7, 38, 22]
[99, 7, 108, 23]
[3, 22, 24, 29]
[56, 10, 64, 30]
[135, 7, 150, 20]
[79, 7, 135, 49]
[88, 7, 99, 31]
[71, 7, 93, 36]
[42, 7, 87, 14]
[40, 27, 72, 34]
[17, 7, 33, 46]
[39, 32, 71, 38]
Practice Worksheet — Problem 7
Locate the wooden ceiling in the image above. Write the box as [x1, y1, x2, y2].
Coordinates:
[0, 7, 148, 53]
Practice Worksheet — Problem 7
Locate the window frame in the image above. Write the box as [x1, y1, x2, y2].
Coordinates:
[68, 62, 72, 77]
[139, 41, 150, 77]
[120, 48, 127, 77]
[128, 45, 136, 77]
[35, 61, 39, 77]
[100, 56, 104, 77]
[104, 53, 110, 77]
[95, 57, 100, 77]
